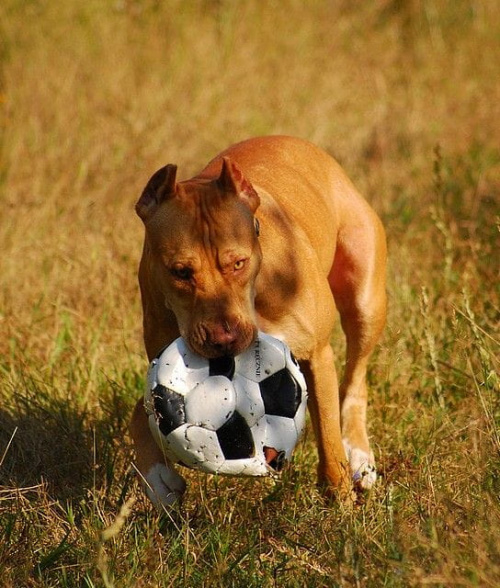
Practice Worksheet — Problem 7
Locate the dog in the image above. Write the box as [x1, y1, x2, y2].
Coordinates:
[130, 136, 387, 509]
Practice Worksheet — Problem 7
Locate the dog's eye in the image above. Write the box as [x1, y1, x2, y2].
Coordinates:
[234, 259, 246, 271]
[171, 266, 193, 281]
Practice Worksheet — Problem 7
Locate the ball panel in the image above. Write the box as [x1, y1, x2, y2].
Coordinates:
[156, 338, 209, 395]
[184, 377, 235, 431]
[209, 355, 236, 380]
[152, 384, 187, 436]
[292, 396, 307, 438]
[284, 348, 307, 392]
[216, 457, 268, 476]
[235, 333, 287, 383]
[216, 411, 255, 460]
[258, 369, 302, 418]
[147, 358, 160, 391]
[264, 414, 299, 459]
[249, 416, 267, 456]
[233, 376, 265, 427]
[167, 424, 226, 471]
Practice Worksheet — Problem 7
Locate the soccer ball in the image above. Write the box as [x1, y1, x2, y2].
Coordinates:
[144, 332, 308, 476]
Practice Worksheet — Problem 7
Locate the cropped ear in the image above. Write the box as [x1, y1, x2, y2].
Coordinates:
[217, 157, 260, 213]
[135, 164, 178, 220]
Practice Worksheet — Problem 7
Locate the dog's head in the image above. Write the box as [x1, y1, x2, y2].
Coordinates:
[136, 157, 262, 359]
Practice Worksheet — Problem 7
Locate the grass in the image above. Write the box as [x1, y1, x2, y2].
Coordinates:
[0, 0, 499, 585]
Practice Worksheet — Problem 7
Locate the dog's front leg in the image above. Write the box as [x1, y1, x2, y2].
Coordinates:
[129, 399, 186, 510]
[301, 344, 351, 499]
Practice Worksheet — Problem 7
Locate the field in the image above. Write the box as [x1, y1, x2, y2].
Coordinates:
[0, 0, 499, 586]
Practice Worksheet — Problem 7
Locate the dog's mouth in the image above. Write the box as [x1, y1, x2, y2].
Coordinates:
[186, 320, 257, 359]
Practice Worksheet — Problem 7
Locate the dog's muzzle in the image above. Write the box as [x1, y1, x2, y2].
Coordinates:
[188, 319, 257, 358]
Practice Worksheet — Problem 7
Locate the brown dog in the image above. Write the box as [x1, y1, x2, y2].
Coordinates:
[130, 136, 386, 508]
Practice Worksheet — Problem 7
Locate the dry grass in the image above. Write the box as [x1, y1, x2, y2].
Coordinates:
[0, 0, 499, 586]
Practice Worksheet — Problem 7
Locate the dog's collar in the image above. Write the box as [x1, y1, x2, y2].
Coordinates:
[255, 218, 260, 237]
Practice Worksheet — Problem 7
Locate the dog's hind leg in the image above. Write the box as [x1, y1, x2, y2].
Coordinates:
[328, 207, 387, 490]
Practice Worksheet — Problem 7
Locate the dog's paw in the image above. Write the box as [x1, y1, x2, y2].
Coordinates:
[343, 442, 377, 491]
[144, 463, 186, 511]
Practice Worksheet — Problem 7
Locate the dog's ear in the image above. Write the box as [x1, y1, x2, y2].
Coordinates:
[217, 157, 260, 213]
[135, 164, 178, 220]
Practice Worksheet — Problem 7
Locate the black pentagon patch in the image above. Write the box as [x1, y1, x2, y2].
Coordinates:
[152, 384, 186, 436]
[216, 411, 254, 460]
[209, 355, 236, 380]
[259, 369, 302, 418]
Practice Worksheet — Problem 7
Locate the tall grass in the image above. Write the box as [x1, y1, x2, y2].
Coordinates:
[1, 0, 499, 586]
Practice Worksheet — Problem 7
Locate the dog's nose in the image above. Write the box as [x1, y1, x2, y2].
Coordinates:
[191, 320, 255, 358]
[209, 322, 238, 351]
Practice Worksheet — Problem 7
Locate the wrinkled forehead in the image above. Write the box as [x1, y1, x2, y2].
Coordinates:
[145, 181, 257, 255]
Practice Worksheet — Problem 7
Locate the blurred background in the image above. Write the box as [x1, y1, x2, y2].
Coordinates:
[1, 0, 498, 364]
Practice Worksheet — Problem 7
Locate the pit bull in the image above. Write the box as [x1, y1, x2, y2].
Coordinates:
[130, 136, 387, 509]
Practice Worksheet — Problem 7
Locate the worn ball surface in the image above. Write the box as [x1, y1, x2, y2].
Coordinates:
[144, 332, 308, 476]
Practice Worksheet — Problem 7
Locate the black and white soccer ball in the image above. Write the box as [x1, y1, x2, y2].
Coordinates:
[144, 332, 308, 476]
